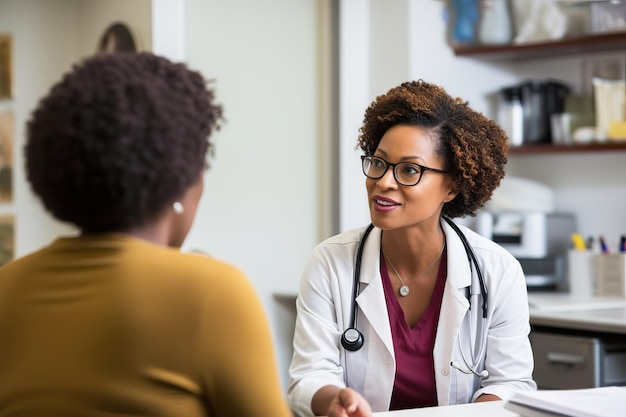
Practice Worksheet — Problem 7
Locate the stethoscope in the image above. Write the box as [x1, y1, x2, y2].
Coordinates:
[340, 216, 490, 378]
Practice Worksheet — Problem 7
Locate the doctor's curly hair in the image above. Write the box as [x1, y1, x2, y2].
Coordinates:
[357, 80, 508, 219]
[25, 52, 223, 232]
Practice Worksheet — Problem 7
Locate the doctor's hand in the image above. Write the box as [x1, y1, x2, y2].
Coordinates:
[327, 387, 372, 417]
[312, 385, 372, 417]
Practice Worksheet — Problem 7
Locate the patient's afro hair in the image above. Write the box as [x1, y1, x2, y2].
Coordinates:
[26, 52, 223, 232]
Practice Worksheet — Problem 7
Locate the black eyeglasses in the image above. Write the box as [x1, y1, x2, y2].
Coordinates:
[361, 155, 450, 186]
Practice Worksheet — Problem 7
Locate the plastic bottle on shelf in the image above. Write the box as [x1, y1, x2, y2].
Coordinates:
[478, 0, 513, 45]
[498, 86, 524, 146]
[451, 0, 479, 44]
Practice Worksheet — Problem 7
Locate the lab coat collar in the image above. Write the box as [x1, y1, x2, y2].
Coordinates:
[356, 219, 473, 290]
[441, 218, 473, 291]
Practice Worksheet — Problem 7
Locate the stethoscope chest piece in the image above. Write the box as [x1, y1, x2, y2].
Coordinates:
[341, 328, 364, 351]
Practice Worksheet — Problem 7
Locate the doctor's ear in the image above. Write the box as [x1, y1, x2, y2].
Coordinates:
[444, 183, 458, 203]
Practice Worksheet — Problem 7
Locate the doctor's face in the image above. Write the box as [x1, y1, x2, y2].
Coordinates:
[365, 124, 456, 231]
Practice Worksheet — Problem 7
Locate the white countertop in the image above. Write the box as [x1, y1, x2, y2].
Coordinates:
[528, 292, 626, 334]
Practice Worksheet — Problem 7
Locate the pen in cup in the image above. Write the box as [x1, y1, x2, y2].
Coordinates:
[599, 235, 610, 254]
[571, 233, 587, 251]
[620, 235, 626, 253]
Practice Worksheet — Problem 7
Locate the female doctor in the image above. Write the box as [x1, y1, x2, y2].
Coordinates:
[287, 80, 536, 417]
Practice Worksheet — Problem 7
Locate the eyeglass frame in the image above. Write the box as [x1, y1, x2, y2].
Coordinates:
[360, 155, 450, 186]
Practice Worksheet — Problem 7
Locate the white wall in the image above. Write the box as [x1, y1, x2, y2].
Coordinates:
[338, 0, 371, 232]
[151, 0, 185, 62]
[183, 0, 320, 390]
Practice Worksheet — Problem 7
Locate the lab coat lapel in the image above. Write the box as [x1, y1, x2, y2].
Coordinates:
[354, 227, 394, 356]
[353, 227, 395, 409]
[435, 220, 472, 404]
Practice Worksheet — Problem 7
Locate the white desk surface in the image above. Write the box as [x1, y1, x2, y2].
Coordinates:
[528, 293, 626, 334]
[371, 401, 518, 417]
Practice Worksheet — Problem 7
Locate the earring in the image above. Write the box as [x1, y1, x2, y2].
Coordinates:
[173, 201, 184, 214]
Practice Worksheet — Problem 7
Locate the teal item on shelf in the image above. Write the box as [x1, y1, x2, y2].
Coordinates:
[451, 0, 479, 44]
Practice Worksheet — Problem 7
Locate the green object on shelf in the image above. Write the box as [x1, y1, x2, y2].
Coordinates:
[565, 95, 596, 137]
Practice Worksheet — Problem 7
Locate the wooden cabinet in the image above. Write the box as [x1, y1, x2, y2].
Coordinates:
[454, 33, 626, 154]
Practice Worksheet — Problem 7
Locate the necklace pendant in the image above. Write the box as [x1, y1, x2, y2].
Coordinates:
[399, 285, 410, 297]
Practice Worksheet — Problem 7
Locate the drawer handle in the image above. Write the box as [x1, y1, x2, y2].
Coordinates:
[547, 352, 585, 366]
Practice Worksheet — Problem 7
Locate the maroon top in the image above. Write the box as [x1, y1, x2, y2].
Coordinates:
[381, 248, 447, 410]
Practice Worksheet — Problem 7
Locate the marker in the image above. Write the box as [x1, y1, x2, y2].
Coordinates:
[599, 235, 610, 254]
[571, 233, 587, 251]
[620, 235, 626, 253]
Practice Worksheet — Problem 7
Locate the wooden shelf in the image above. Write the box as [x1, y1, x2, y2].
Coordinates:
[509, 141, 626, 155]
[453, 32, 626, 155]
[453, 32, 626, 60]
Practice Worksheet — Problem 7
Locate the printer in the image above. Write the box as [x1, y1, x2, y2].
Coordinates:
[475, 210, 577, 290]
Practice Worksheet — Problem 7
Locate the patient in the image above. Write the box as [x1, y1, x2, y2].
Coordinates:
[0, 52, 292, 417]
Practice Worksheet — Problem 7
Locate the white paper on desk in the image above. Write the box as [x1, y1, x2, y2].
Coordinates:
[504, 401, 566, 417]
[504, 386, 626, 417]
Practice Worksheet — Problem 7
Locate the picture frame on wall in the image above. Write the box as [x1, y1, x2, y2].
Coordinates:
[0, 215, 14, 266]
[0, 34, 13, 99]
[0, 110, 13, 203]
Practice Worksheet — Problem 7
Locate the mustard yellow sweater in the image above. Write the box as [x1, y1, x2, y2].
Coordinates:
[0, 234, 292, 417]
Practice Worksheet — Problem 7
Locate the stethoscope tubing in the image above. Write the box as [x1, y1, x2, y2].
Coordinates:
[342, 217, 489, 377]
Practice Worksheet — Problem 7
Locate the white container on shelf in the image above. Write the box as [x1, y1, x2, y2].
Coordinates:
[478, 0, 513, 44]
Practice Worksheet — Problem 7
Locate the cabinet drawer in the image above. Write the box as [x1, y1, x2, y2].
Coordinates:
[530, 332, 626, 389]
[531, 332, 601, 389]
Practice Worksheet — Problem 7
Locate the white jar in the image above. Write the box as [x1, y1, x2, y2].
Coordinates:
[497, 86, 523, 146]
[478, 0, 513, 45]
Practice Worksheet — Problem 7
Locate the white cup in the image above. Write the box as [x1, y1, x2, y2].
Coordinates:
[550, 113, 572, 144]
[568, 250, 595, 298]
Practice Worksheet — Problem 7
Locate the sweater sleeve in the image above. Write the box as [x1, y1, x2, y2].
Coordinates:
[196, 261, 292, 417]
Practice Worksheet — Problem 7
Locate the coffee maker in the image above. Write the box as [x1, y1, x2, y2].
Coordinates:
[498, 80, 570, 144]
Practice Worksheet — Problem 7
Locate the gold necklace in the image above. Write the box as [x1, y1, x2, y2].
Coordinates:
[382, 244, 445, 297]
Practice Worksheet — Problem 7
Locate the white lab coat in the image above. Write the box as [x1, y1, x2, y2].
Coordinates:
[287, 219, 537, 417]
